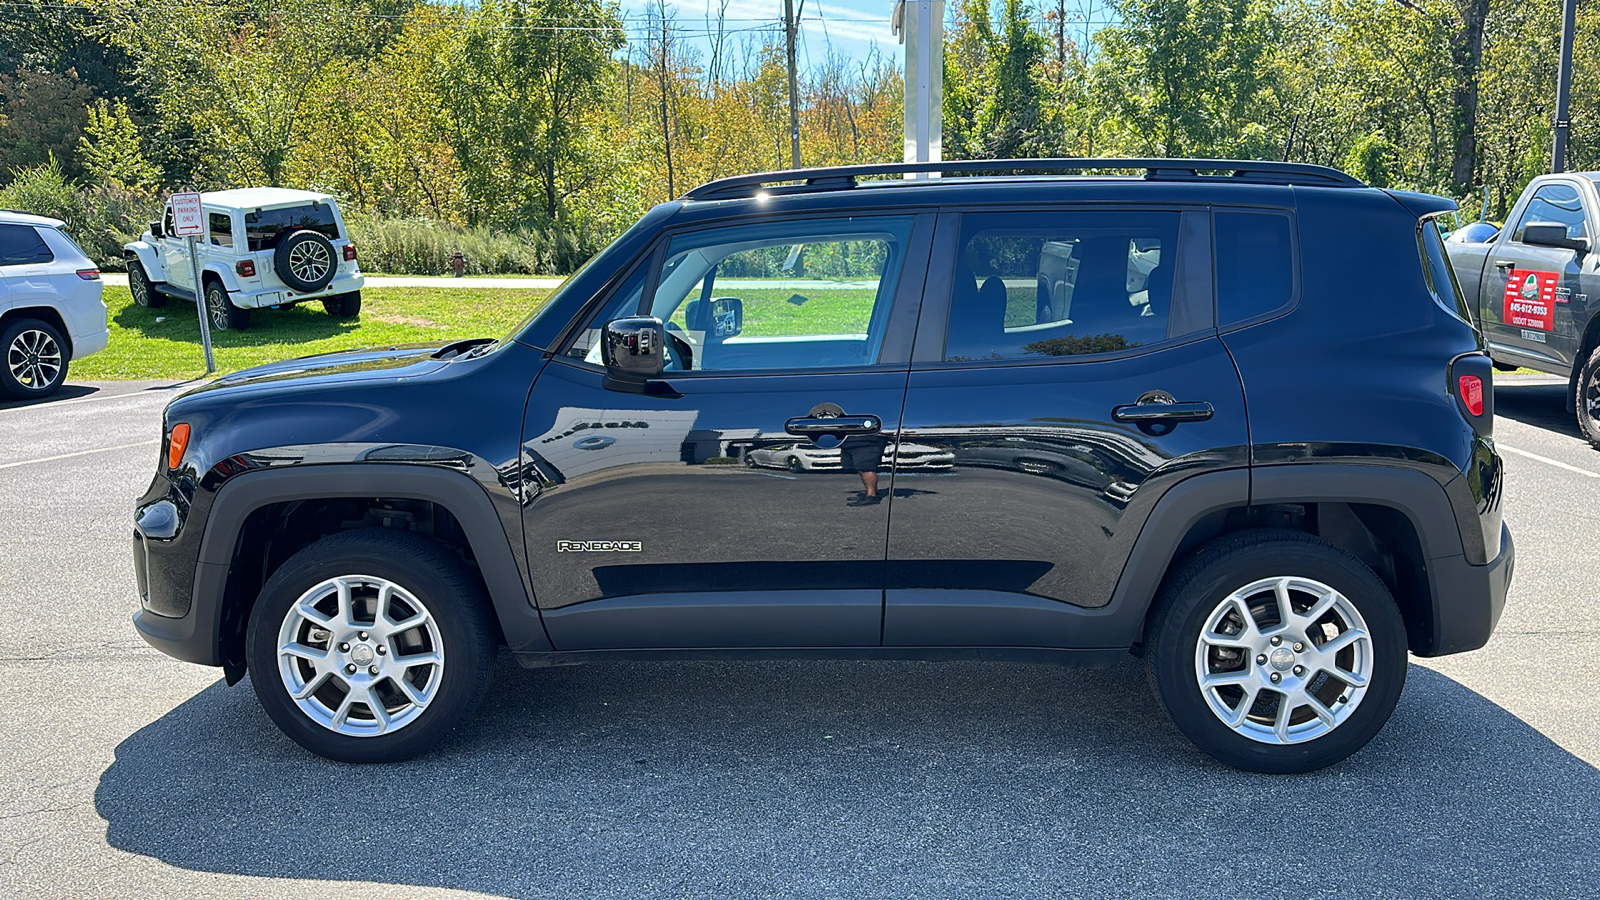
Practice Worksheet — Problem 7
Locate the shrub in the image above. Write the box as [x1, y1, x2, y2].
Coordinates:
[345, 214, 608, 276]
[0, 159, 161, 269]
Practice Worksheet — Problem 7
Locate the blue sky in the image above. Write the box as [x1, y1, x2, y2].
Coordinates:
[618, 0, 905, 69]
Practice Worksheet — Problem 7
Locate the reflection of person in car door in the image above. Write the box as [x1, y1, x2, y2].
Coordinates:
[840, 432, 890, 505]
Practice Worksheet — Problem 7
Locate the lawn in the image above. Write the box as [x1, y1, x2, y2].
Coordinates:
[75, 285, 553, 380]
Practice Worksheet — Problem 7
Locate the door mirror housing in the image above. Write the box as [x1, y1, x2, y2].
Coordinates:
[149, 220, 165, 239]
[1521, 222, 1590, 253]
[602, 316, 666, 388]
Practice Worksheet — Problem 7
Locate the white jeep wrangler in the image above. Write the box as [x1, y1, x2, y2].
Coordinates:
[123, 188, 365, 331]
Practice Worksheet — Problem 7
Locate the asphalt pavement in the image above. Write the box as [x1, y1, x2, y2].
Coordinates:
[1, 374, 1597, 898]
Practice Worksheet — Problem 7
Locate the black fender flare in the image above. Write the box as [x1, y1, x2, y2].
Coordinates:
[197, 465, 552, 657]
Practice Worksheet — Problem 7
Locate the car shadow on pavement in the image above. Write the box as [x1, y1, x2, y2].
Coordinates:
[1495, 380, 1582, 439]
[0, 383, 99, 410]
[95, 657, 1599, 897]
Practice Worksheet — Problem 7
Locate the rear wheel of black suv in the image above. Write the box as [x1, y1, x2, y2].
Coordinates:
[245, 529, 496, 763]
[1145, 530, 1408, 774]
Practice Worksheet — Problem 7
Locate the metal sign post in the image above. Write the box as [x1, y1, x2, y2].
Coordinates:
[169, 191, 214, 374]
[892, 0, 943, 179]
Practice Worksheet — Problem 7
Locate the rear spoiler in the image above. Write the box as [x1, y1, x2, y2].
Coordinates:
[1384, 189, 1458, 220]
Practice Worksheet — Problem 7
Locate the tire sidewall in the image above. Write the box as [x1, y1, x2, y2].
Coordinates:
[1577, 345, 1600, 448]
[245, 532, 493, 763]
[273, 230, 337, 293]
[1, 319, 68, 399]
[1150, 538, 1408, 773]
[128, 261, 162, 308]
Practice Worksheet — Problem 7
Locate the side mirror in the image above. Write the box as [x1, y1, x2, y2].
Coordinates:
[1521, 222, 1590, 253]
[149, 220, 164, 239]
[709, 297, 742, 339]
[602, 316, 666, 388]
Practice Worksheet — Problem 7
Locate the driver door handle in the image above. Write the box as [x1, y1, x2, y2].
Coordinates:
[785, 415, 882, 436]
[1112, 400, 1214, 423]
[1494, 259, 1515, 269]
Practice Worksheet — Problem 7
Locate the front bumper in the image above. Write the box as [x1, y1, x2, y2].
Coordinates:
[1420, 522, 1514, 657]
[132, 474, 224, 666]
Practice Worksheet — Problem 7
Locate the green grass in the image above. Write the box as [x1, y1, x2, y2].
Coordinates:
[76, 286, 551, 381]
[670, 287, 883, 336]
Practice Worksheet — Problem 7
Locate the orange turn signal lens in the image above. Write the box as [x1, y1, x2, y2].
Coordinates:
[167, 423, 191, 470]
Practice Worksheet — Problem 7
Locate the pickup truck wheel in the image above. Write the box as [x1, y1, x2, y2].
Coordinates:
[322, 291, 361, 319]
[245, 529, 496, 763]
[1575, 344, 1600, 449]
[128, 261, 165, 309]
[1, 318, 68, 399]
[1145, 530, 1407, 774]
[205, 279, 250, 331]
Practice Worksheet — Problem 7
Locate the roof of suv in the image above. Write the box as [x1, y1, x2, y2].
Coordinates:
[0, 209, 66, 228]
[200, 187, 336, 210]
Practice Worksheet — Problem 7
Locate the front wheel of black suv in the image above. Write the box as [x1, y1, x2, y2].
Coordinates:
[1575, 344, 1600, 450]
[244, 529, 496, 763]
[1145, 530, 1408, 773]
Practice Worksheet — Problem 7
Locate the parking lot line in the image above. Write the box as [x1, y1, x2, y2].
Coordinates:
[0, 440, 157, 471]
[1500, 443, 1600, 478]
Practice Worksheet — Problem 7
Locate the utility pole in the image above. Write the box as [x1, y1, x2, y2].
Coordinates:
[785, 0, 801, 168]
[1551, 0, 1577, 173]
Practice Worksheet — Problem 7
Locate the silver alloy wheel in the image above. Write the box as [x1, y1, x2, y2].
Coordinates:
[275, 574, 446, 737]
[130, 268, 149, 305]
[206, 284, 231, 330]
[287, 239, 331, 284]
[6, 328, 63, 390]
[1194, 575, 1374, 745]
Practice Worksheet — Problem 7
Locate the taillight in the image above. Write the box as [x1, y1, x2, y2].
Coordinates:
[236, 259, 256, 277]
[167, 423, 191, 470]
[1458, 375, 1484, 417]
[76, 268, 100, 280]
[343, 243, 358, 262]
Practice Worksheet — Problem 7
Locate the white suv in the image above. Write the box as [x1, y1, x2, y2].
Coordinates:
[123, 187, 365, 331]
[0, 210, 107, 399]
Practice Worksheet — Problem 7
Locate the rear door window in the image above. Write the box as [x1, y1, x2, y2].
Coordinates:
[0, 224, 55, 265]
[940, 211, 1183, 361]
[245, 204, 340, 251]
[209, 212, 235, 248]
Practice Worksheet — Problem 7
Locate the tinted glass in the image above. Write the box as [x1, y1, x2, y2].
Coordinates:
[647, 216, 914, 372]
[942, 211, 1179, 361]
[245, 204, 340, 251]
[1215, 211, 1294, 326]
[1514, 183, 1590, 241]
[565, 263, 649, 363]
[0, 224, 54, 265]
[209, 212, 234, 247]
[1419, 220, 1474, 324]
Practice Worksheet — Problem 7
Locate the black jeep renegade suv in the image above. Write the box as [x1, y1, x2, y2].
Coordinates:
[132, 159, 1513, 772]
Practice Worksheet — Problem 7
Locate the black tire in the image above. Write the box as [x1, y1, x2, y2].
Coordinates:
[322, 291, 361, 319]
[1575, 343, 1600, 449]
[273, 229, 337, 293]
[245, 528, 496, 763]
[787, 456, 803, 473]
[128, 260, 166, 308]
[1, 318, 69, 399]
[204, 278, 250, 331]
[1145, 529, 1408, 774]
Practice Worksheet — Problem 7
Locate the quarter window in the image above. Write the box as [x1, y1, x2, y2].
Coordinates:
[209, 212, 234, 248]
[1513, 183, 1590, 242]
[1215, 211, 1295, 326]
[0, 224, 54, 265]
[941, 211, 1181, 362]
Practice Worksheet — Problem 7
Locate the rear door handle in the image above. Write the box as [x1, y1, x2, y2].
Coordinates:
[1494, 259, 1515, 269]
[1112, 401, 1214, 423]
[785, 415, 881, 436]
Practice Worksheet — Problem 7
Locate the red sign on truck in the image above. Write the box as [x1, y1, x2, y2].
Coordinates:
[1503, 269, 1558, 331]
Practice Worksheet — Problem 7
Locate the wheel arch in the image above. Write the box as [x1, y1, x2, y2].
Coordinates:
[1113, 465, 1473, 657]
[0, 306, 73, 357]
[1566, 310, 1600, 413]
[123, 241, 162, 279]
[198, 465, 550, 681]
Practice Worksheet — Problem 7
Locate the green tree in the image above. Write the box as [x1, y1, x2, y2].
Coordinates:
[943, 0, 1060, 159]
[77, 98, 158, 189]
[0, 68, 93, 176]
[444, 0, 624, 225]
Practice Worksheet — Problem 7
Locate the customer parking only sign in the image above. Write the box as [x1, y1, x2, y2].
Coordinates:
[1504, 269, 1558, 331]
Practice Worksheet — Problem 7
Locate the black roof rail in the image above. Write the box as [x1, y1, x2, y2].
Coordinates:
[683, 158, 1365, 201]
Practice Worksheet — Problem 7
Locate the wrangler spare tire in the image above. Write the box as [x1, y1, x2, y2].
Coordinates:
[273, 229, 337, 293]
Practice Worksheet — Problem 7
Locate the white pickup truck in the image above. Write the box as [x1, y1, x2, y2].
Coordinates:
[123, 187, 365, 331]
